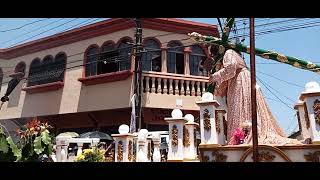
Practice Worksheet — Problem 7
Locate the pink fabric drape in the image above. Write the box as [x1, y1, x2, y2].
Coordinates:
[211, 49, 301, 145]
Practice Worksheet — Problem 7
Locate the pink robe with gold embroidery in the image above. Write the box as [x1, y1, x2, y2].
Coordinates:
[212, 49, 301, 145]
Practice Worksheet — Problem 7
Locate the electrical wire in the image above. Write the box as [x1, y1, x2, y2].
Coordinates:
[8, 18, 80, 47]
[0, 18, 50, 32]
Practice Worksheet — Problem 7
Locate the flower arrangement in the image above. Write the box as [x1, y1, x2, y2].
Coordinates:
[16, 118, 53, 162]
[0, 117, 53, 162]
[230, 121, 252, 145]
[75, 147, 106, 162]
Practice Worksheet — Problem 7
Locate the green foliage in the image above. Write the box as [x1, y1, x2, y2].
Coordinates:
[34, 136, 45, 155]
[6, 137, 21, 158]
[41, 129, 51, 145]
[0, 118, 54, 162]
[75, 147, 106, 162]
[0, 130, 19, 162]
[0, 133, 9, 153]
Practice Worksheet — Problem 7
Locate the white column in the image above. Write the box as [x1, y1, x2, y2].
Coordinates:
[184, 114, 199, 161]
[145, 77, 150, 93]
[77, 143, 83, 156]
[61, 145, 68, 162]
[215, 110, 227, 145]
[299, 82, 320, 144]
[190, 81, 195, 96]
[151, 77, 156, 93]
[161, 47, 167, 73]
[196, 81, 201, 97]
[180, 79, 185, 95]
[185, 80, 190, 96]
[174, 79, 179, 95]
[169, 79, 174, 95]
[294, 101, 312, 141]
[112, 124, 136, 162]
[163, 78, 168, 94]
[164, 109, 187, 162]
[157, 77, 162, 94]
[56, 145, 62, 162]
[136, 129, 148, 162]
[196, 92, 221, 145]
[152, 133, 161, 162]
[146, 137, 152, 162]
[184, 47, 191, 75]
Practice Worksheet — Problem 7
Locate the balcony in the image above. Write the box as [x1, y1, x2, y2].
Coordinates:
[141, 71, 209, 110]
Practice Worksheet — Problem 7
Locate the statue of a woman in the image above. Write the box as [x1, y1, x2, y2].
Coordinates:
[209, 46, 301, 145]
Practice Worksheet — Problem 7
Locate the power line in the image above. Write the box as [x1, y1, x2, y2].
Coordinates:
[52, 18, 99, 34]
[230, 19, 320, 39]
[0, 35, 307, 94]
[259, 77, 296, 103]
[235, 18, 309, 32]
[1, 17, 203, 59]
[0, 18, 50, 32]
[0, 55, 131, 86]
[257, 70, 304, 88]
[257, 76, 295, 110]
[0, 18, 105, 47]
[234, 18, 312, 36]
[285, 113, 298, 133]
[0, 46, 134, 77]
[8, 18, 79, 48]
[1, 18, 65, 46]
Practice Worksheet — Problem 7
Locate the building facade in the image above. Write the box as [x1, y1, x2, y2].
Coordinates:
[0, 18, 219, 135]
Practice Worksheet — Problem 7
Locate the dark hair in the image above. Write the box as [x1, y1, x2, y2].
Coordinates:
[210, 45, 241, 56]
[210, 45, 219, 56]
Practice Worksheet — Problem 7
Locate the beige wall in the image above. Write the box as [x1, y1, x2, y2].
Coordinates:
[0, 28, 199, 120]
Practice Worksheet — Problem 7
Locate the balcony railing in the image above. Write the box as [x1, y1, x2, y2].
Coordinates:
[142, 71, 209, 97]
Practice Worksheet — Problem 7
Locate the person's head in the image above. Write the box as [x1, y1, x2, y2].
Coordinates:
[210, 45, 220, 59]
[210, 44, 241, 58]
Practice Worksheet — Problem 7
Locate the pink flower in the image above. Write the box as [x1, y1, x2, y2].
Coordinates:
[231, 128, 245, 145]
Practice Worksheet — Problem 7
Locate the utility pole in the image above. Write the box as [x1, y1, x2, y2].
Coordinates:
[250, 18, 259, 162]
[134, 18, 143, 132]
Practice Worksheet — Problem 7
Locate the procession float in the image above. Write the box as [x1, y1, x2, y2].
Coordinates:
[1, 18, 320, 162]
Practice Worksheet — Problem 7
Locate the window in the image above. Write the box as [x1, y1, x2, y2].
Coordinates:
[84, 38, 133, 78]
[54, 53, 67, 82]
[40, 55, 54, 85]
[189, 45, 207, 76]
[142, 39, 161, 72]
[167, 41, 184, 74]
[85, 46, 99, 77]
[99, 43, 119, 74]
[117, 39, 133, 71]
[28, 58, 41, 86]
[15, 61, 26, 75]
[27, 53, 67, 87]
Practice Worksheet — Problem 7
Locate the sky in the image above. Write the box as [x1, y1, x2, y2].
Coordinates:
[0, 18, 319, 135]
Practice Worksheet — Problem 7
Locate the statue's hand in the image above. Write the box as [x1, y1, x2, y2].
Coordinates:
[208, 73, 218, 84]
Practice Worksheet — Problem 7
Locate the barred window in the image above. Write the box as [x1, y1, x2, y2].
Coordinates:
[27, 58, 41, 86]
[27, 53, 66, 87]
[117, 39, 133, 71]
[15, 61, 26, 75]
[99, 43, 119, 74]
[84, 38, 133, 77]
[167, 41, 184, 74]
[189, 45, 207, 76]
[85, 46, 99, 77]
[142, 39, 161, 72]
[54, 53, 67, 81]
